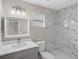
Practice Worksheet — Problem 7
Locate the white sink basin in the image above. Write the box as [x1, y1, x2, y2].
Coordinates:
[12, 43, 27, 48]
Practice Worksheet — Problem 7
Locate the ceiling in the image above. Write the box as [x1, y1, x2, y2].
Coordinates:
[22, 0, 77, 10]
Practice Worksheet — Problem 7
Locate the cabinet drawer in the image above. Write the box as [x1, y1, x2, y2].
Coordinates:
[24, 54, 38, 59]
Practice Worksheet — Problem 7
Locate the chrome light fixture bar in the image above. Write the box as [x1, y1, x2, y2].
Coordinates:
[11, 6, 26, 16]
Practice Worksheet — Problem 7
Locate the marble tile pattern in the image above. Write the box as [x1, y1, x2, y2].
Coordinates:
[54, 4, 78, 59]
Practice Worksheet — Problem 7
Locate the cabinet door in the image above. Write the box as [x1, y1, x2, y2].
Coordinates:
[14, 48, 38, 59]
[0, 54, 16, 59]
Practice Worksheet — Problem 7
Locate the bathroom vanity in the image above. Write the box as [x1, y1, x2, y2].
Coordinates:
[0, 41, 38, 59]
[0, 14, 39, 59]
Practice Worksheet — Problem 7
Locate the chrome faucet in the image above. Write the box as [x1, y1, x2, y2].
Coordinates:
[17, 38, 21, 44]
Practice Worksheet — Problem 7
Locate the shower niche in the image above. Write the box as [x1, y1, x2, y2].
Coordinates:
[1, 17, 30, 39]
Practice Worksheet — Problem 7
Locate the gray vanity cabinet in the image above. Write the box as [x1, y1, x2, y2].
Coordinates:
[0, 47, 38, 59]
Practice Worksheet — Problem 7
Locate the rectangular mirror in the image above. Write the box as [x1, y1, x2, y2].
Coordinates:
[5, 18, 18, 36]
[1, 17, 30, 40]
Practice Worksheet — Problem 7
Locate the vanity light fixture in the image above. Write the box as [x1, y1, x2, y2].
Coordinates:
[10, 6, 26, 16]
[11, 9, 16, 14]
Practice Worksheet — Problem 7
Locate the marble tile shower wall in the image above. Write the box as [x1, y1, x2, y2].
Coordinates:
[54, 4, 78, 59]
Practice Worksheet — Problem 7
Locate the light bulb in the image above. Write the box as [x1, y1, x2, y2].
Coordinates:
[17, 10, 21, 15]
[11, 9, 15, 14]
[22, 11, 26, 15]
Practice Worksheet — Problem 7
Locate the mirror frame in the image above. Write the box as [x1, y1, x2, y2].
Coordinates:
[1, 17, 30, 41]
